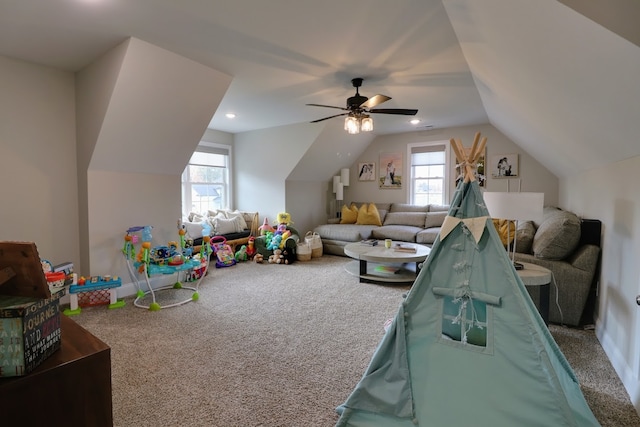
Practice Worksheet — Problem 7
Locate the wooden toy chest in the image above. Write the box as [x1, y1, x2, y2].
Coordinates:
[0, 242, 62, 377]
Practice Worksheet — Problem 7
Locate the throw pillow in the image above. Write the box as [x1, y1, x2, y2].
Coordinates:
[514, 221, 536, 254]
[492, 219, 516, 247]
[212, 216, 244, 235]
[340, 204, 358, 224]
[356, 203, 383, 226]
[227, 210, 249, 230]
[532, 210, 581, 260]
[425, 211, 447, 228]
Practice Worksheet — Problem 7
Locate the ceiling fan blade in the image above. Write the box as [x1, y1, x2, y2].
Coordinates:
[370, 108, 418, 116]
[310, 113, 348, 123]
[360, 94, 391, 109]
[306, 103, 348, 111]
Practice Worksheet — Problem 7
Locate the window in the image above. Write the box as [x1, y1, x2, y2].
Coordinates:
[409, 143, 448, 205]
[181, 143, 230, 217]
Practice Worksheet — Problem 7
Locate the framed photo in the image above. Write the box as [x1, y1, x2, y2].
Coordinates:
[490, 154, 519, 178]
[357, 162, 376, 181]
[379, 152, 402, 189]
[455, 147, 486, 187]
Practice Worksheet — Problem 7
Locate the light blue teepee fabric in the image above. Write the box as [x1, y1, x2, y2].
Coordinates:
[335, 180, 600, 427]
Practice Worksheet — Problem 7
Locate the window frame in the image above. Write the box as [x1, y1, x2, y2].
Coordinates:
[181, 142, 232, 217]
[407, 141, 450, 206]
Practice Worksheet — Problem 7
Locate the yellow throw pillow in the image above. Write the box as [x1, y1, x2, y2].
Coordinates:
[340, 204, 358, 224]
[492, 218, 516, 247]
[356, 203, 383, 226]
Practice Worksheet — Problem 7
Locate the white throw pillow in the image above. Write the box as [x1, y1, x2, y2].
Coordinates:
[227, 210, 248, 230]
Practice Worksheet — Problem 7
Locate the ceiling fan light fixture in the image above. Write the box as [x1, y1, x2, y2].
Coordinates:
[345, 116, 360, 134]
[361, 116, 373, 132]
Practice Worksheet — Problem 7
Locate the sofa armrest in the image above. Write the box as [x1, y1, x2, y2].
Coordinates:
[567, 244, 600, 273]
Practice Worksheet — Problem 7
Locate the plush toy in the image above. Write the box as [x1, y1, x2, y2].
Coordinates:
[258, 217, 275, 235]
[246, 236, 256, 259]
[279, 230, 291, 249]
[254, 253, 264, 263]
[267, 233, 282, 251]
[282, 247, 295, 265]
[234, 245, 248, 262]
[276, 212, 293, 227]
[269, 248, 284, 264]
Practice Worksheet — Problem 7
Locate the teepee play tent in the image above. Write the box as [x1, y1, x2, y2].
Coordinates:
[335, 134, 599, 426]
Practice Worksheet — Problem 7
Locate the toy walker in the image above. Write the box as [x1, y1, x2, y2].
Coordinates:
[122, 222, 211, 311]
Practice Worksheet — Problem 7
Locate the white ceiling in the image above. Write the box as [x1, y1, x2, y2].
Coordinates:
[1, 0, 639, 178]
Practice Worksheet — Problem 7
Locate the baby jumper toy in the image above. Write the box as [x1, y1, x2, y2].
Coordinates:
[122, 221, 210, 311]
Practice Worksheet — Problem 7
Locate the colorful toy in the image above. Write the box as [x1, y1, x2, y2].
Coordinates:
[234, 245, 248, 262]
[63, 274, 125, 316]
[268, 248, 284, 264]
[246, 236, 257, 259]
[254, 253, 264, 263]
[267, 233, 283, 251]
[258, 217, 275, 235]
[210, 235, 236, 268]
[123, 224, 210, 311]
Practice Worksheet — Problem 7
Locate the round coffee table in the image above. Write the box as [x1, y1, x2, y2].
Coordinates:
[344, 241, 431, 285]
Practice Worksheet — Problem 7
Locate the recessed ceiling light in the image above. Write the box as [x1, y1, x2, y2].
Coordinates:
[225, 113, 236, 119]
[410, 119, 421, 125]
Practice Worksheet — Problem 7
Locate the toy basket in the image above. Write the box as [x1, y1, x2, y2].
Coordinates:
[305, 231, 323, 258]
[297, 241, 312, 261]
[210, 236, 236, 268]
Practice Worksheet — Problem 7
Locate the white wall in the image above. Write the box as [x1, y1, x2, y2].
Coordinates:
[234, 123, 321, 224]
[344, 123, 558, 208]
[562, 156, 640, 410]
[0, 56, 81, 271]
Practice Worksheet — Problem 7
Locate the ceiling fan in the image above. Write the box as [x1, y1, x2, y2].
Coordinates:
[306, 78, 418, 133]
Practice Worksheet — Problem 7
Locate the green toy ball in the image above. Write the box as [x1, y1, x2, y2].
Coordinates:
[173, 282, 183, 289]
[136, 289, 145, 298]
[149, 302, 161, 311]
[192, 292, 200, 301]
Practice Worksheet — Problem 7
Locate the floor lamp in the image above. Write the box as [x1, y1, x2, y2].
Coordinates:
[483, 192, 544, 269]
[333, 168, 349, 218]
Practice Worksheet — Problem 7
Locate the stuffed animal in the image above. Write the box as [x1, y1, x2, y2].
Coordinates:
[254, 253, 264, 263]
[269, 249, 284, 264]
[276, 212, 293, 227]
[246, 236, 256, 259]
[258, 217, 275, 235]
[267, 233, 282, 251]
[234, 245, 248, 262]
[282, 248, 295, 265]
[279, 230, 291, 248]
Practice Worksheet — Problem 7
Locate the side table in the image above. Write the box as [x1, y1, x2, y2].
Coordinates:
[517, 262, 552, 325]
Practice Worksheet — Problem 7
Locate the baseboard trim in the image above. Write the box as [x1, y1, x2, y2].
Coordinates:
[596, 319, 640, 415]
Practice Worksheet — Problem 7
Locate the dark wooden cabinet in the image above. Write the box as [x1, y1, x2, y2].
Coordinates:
[0, 315, 113, 426]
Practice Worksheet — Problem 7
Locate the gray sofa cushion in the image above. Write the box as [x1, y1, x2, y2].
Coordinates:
[416, 227, 441, 244]
[532, 210, 581, 260]
[390, 203, 429, 213]
[383, 212, 427, 227]
[424, 211, 447, 228]
[371, 225, 422, 242]
[514, 221, 536, 254]
[313, 224, 377, 242]
[428, 204, 449, 212]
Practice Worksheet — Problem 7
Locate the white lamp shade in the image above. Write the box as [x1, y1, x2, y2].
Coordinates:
[336, 183, 344, 201]
[333, 175, 341, 193]
[345, 116, 359, 134]
[340, 168, 350, 186]
[483, 192, 544, 223]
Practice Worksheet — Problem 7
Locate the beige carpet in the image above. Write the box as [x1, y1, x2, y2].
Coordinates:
[71, 255, 640, 427]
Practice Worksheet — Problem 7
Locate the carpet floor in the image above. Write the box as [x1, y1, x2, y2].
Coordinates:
[71, 255, 640, 426]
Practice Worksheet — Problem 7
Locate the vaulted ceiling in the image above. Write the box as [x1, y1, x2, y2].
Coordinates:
[1, 0, 638, 178]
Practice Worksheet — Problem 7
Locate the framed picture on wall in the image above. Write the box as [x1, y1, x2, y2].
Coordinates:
[490, 154, 519, 178]
[357, 162, 376, 181]
[379, 152, 402, 189]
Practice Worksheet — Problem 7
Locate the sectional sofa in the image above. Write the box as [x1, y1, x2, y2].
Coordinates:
[313, 202, 449, 256]
[315, 202, 601, 327]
